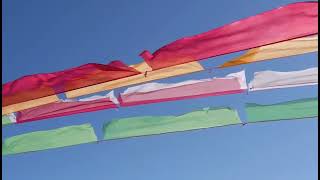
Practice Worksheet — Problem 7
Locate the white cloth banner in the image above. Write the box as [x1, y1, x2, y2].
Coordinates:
[249, 67, 318, 91]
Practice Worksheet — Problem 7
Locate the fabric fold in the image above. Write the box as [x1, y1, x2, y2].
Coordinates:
[249, 67, 318, 91]
[2, 123, 97, 155]
[220, 35, 318, 68]
[246, 98, 318, 123]
[2, 61, 140, 107]
[142, 2, 318, 69]
[103, 107, 241, 140]
[119, 70, 247, 107]
[16, 91, 119, 123]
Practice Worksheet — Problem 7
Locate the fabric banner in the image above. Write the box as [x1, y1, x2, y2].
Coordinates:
[16, 91, 119, 124]
[65, 61, 204, 98]
[119, 71, 247, 106]
[249, 67, 318, 91]
[140, 2, 318, 70]
[220, 35, 318, 68]
[2, 123, 97, 155]
[2, 61, 204, 115]
[2, 61, 140, 107]
[246, 98, 318, 123]
[103, 107, 241, 140]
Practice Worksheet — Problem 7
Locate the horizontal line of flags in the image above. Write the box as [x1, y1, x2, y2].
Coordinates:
[2, 1, 318, 156]
[2, 2, 318, 115]
[2, 67, 318, 125]
[2, 98, 318, 155]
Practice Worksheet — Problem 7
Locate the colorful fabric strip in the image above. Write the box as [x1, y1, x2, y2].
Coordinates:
[2, 61, 203, 115]
[16, 91, 119, 124]
[220, 35, 318, 68]
[119, 71, 247, 106]
[246, 98, 318, 123]
[2, 61, 140, 107]
[249, 67, 318, 91]
[103, 107, 241, 140]
[140, 2, 318, 70]
[2, 123, 97, 155]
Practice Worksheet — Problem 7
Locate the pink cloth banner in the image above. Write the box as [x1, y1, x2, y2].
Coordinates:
[140, 2, 318, 70]
[119, 71, 247, 106]
[16, 92, 119, 123]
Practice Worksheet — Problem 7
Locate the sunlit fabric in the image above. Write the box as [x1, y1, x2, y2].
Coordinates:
[140, 2, 318, 70]
[249, 67, 318, 91]
[2, 62, 204, 115]
[119, 71, 247, 107]
[220, 35, 318, 68]
[2, 61, 140, 107]
[65, 61, 204, 98]
[16, 92, 119, 123]
[2, 124, 97, 155]
[103, 107, 241, 140]
[2, 95, 59, 116]
[246, 98, 318, 123]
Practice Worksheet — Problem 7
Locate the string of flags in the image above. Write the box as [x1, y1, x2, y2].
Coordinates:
[2, 98, 318, 155]
[2, 1, 318, 156]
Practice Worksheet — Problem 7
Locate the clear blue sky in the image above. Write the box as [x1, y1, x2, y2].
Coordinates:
[2, 0, 318, 179]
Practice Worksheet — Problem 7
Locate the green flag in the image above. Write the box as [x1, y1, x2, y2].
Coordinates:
[2, 123, 97, 155]
[103, 107, 241, 140]
[246, 98, 318, 123]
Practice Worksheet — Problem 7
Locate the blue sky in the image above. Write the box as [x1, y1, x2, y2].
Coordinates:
[2, 0, 318, 180]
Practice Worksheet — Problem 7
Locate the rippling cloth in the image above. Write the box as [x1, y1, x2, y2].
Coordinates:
[249, 67, 318, 91]
[220, 35, 318, 68]
[2, 61, 139, 107]
[16, 92, 119, 123]
[119, 71, 247, 107]
[140, 2, 318, 70]
[246, 98, 318, 122]
[2, 123, 97, 155]
[103, 107, 241, 140]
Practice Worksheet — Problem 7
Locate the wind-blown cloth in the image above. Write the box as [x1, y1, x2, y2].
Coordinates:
[15, 91, 119, 124]
[246, 98, 318, 123]
[2, 61, 139, 107]
[103, 107, 241, 140]
[2, 123, 97, 155]
[140, 2, 318, 70]
[119, 71, 247, 106]
[220, 35, 318, 68]
[2, 61, 204, 115]
[248, 67, 318, 91]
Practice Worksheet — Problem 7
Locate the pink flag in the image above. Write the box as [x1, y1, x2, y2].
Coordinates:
[2, 61, 139, 107]
[16, 92, 119, 123]
[119, 71, 247, 106]
[140, 2, 318, 70]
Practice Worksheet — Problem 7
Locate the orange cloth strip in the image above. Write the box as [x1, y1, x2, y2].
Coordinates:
[66, 61, 204, 98]
[219, 35, 318, 68]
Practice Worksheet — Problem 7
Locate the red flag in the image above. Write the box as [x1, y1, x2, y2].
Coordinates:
[2, 61, 139, 106]
[141, 2, 318, 70]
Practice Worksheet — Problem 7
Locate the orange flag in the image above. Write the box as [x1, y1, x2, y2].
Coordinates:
[220, 35, 318, 68]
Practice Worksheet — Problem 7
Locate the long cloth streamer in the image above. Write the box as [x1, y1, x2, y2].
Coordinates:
[140, 2, 318, 69]
[220, 35, 318, 68]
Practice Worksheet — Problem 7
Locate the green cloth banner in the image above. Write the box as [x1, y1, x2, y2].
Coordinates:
[2, 123, 97, 155]
[246, 98, 318, 123]
[103, 107, 241, 140]
[2, 115, 13, 126]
